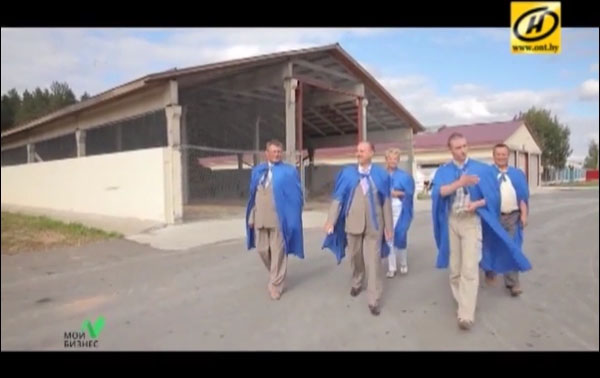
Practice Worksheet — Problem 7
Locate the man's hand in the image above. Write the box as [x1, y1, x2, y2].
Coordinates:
[248, 221, 254, 228]
[324, 222, 334, 235]
[466, 199, 485, 212]
[385, 229, 393, 242]
[391, 189, 405, 198]
[519, 200, 528, 228]
[458, 174, 479, 187]
[465, 202, 478, 213]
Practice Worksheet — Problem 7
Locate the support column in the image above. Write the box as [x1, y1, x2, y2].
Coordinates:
[284, 77, 298, 164]
[76, 129, 86, 157]
[237, 154, 244, 170]
[165, 105, 183, 224]
[296, 82, 303, 153]
[181, 106, 189, 206]
[407, 128, 415, 176]
[357, 97, 368, 142]
[295, 81, 305, 202]
[116, 125, 122, 152]
[27, 144, 35, 163]
[525, 150, 530, 184]
[537, 154, 542, 187]
[254, 115, 261, 165]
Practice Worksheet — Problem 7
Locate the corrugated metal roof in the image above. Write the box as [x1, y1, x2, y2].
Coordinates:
[1, 43, 424, 140]
[413, 120, 523, 150]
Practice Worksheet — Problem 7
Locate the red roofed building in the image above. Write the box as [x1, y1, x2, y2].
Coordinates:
[308, 120, 542, 194]
[413, 120, 542, 190]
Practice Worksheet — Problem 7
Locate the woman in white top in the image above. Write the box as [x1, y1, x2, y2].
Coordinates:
[384, 148, 415, 278]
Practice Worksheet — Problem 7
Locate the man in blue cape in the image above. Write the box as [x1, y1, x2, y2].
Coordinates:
[431, 132, 531, 330]
[322, 141, 393, 316]
[246, 139, 304, 300]
[483, 143, 530, 297]
[383, 147, 415, 277]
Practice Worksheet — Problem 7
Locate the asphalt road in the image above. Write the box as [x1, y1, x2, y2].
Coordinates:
[1, 189, 598, 350]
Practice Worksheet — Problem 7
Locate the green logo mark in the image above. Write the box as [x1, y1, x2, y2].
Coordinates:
[81, 316, 105, 339]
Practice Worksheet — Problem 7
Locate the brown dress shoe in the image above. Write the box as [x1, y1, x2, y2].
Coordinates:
[458, 319, 473, 330]
[368, 305, 380, 316]
[509, 286, 523, 297]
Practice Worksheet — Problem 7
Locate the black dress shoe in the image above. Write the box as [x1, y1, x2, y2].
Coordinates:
[368, 305, 380, 316]
[350, 287, 362, 297]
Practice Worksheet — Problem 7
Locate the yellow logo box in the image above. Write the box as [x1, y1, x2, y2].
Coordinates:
[511, 2, 561, 54]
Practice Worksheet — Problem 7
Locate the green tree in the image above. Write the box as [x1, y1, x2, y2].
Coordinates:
[1, 89, 21, 131]
[516, 107, 572, 178]
[49, 81, 76, 110]
[4, 81, 78, 128]
[32, 87, 50, 120]
[583, 140, 599, 169]
[16, 90, 36, 125]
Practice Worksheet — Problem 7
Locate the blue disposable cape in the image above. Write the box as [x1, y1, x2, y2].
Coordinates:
[390, 168, 415, 249]
[322, 164, 391, 264]
[431, 159, 531, 273]
[487, 165, 530, 262]
[245, 162, 304, 259]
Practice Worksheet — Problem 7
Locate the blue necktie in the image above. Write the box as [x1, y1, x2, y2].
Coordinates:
[261, 166, 272, 188]
[455, 165, 468, 195]
[359, 172, 379, 230]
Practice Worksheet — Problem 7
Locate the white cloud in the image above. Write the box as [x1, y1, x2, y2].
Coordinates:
[451, 83, 487, 95]
[562, 116, 600, 161]
[578, 79, 600, 101]
[442, 97, 494, 119]
[1, 28, 390, 97]
[375, 71, 597, 158]
[591, 63, 599, 73]
[378, 73, 568, 127]
[1, 28, 596, 159]
[380, 75, 431, 92]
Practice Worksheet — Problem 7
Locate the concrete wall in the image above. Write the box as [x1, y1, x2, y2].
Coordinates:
[309, 128, 412, 149]
[1, 147, 169, 222]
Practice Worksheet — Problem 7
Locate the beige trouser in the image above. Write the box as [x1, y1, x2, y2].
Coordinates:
[256, 228, 287, 296]
[347, 233, 383, 307]
[448, 212, 482, 322]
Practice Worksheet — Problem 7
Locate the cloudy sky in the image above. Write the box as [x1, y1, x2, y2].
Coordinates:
[1, 28, 598, 160]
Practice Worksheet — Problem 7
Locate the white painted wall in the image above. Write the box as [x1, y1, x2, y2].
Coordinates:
[1, 147, 169, 222]
[505, 124, 542, 154]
